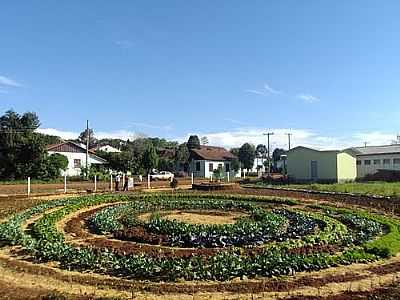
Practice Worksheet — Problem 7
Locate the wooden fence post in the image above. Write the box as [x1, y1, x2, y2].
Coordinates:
[64, 175, 67, 193]
[110, 174, 113, 192]
[94, 175, 97, 192]
[27, 177, 31, 197]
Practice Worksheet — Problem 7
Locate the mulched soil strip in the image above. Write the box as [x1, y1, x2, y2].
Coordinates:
[64, 206, 339, 258]
[226, 187, 400, 215]
[0, 278, 100, 300]
[367, 261, 400, 275]
[0, 253, 370, 295]
[286, 282, 400, 300]
[0, 278, 54, 300]
[0, 196, 48, 219]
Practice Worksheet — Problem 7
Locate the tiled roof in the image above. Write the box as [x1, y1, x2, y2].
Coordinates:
[47, 141, 107, 162]
[190, 145, 236, 161]
[287, 146, 340, 153]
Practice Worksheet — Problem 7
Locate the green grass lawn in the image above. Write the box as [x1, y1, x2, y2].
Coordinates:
[268, 182, 400, 197]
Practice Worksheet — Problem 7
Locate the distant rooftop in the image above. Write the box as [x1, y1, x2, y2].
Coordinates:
[350, 144, 400, 156]
[190, 145, 236, 161]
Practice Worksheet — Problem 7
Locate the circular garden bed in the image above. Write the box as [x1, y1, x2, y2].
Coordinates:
[1, 193, 399, 283]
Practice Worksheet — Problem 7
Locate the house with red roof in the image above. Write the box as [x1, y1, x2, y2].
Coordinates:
[47, 141, 107, 177]
[189, 145, 237, 178]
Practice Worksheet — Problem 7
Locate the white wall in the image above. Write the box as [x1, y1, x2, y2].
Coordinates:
[251, 157, 266, 172]
[48, 151, 105, 177]
[190, 160, 232, 178]
[356, 154, 400, 178]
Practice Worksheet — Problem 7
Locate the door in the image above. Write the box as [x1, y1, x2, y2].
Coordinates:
[310, 160, 318, 181]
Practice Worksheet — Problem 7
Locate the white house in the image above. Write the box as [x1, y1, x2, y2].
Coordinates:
[349, 145, 400, 178]
[47, 141, 107, 177]
[96, 144, 121, 153]
[188, 146, 237, 178]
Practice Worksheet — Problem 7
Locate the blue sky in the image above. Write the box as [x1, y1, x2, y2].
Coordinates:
[1, 1, 400, 149]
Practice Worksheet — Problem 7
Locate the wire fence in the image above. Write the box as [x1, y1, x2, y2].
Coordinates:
[0, 175, 239, 197]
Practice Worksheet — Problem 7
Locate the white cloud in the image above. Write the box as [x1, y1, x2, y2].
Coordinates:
[244, 89, 267, 96]
[36, 128, 139, 141]
[178, 128, 398, 150]
[245, 83, 282, 97]
[0, 75, 21, 88]
[264, 83, 281, 94]
[96, 130, 139, 140]
[36, 128, 79, 140]
[297, 94, 320, 104]
[37, 127, 398, 152]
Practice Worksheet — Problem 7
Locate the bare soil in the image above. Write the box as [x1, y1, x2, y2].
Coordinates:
[138, 209, 249, 225]
[3, 187, 400, 298]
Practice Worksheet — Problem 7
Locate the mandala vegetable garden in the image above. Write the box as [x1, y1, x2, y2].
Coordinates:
[1, 191, 400, 292]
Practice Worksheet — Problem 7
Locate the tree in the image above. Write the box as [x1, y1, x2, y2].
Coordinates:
[0, 110, 48, 180]
[39, 133, 63, 145]
[201, 136, 209, 145]
[78, 128, 97, 148]
[175, 143, 190, 172]
[272, 148, 286, 162]
[187, 135, 201, 150]
[229, 148, 240, 173]
[231, 157, 240, 173]
[142, 144, 159, 174]
[158, 158, 175, 172]
[238, 143, 256, 170]
[46, 153, 68, 178]
[256, 144, 267, 158]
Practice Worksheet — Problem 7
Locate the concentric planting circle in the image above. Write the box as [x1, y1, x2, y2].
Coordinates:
[0, 192, 398, 284]
[89, 197, 323, 248]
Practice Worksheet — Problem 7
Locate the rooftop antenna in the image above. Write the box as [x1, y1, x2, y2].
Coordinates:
[390, 134, 400, 145]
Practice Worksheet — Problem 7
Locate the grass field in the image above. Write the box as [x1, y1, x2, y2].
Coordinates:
[272, 182, 400, 197]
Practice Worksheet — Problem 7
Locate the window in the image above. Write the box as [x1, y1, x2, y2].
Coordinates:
[383, 159, 391, 165]
[356, 160, 361, 165]
[74, 159, 81, 168]
[364, 160, 371, 165]
[209, 163, 213, 172]
[373, 159, 381, 165]
[225, 163, 230, 172]
[196, 162, 201, 171]
[218, 163, 223, 170]
[394, 158, 400, 165]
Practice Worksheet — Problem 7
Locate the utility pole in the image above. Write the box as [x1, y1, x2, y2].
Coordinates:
[263, 132, 274, 173]
[285, 133, 292, 150]
[86, 120, 89, 179]
[364, 141, 368, 148]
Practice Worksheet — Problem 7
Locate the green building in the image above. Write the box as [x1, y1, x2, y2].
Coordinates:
[287, 146, 357, 183]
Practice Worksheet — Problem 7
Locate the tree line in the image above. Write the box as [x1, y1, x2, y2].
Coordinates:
[0, 110, 286, 180]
